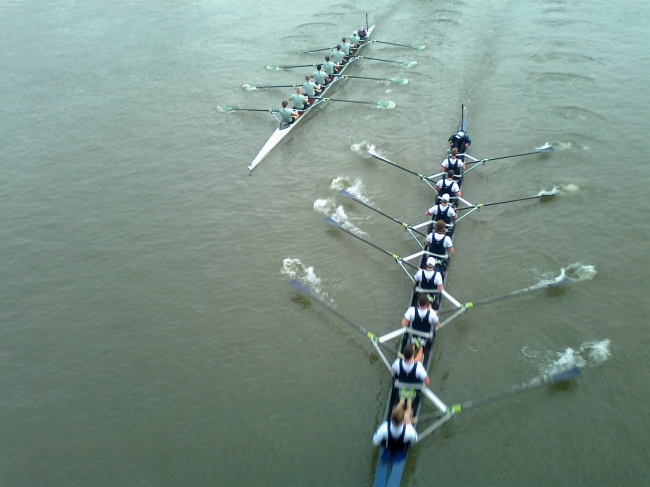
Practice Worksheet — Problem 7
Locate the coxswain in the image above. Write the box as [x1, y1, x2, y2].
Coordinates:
[279, 101, 299, 124]
[311, 64, 328, 87]
[425, 193, 457, 224]
[331, 45, 346, 69]
[401, 293, 440, 362]
[440, 147, 466, 176]
[414, 256, 444, 294]
[302, 74, 321, 98]
[358, 26, 367, 40]
[425, 220, 454, 257]
[323, 55, 336, 81]
[290, 87, 308, 110]
[372, 401, 417, 453]
[435, 170, 461, 200]
[448, 130, 471, 156]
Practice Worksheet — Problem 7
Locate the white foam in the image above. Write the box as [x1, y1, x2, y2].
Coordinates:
[560, 183, 581, 193]
[350, 141, 375, 154]
[331, 205, 368, 237]
[560, 262, 597, 282]
[313, 198, 335, 214]
[542, 339, 611, 374]
[538, 187, 559, 196]
[281, 257, 324, 296]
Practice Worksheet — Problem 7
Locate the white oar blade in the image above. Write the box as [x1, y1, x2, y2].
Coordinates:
[536, 143, 554, 152]
[242, 84, 257, 91]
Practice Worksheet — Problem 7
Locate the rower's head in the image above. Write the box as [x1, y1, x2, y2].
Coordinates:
[457, 131, 464, 137]
[435, 220, 447, 234]
[325, 55, 331, 62]
[282, 101, 288, 108]
[401, 344, 414, 360]
[316, 64, 323, 71]
[440, 193, 450, 206]
[305, 75, 311, 81]
[336, 45, 342, 51]
[450, 148, 458, 157]
[391, 405, 405, 426]
[426, 257, 437, 268]
[447, 170, 455, 179]
[342, 37, 347, 42]
[417, 294, 429, 308]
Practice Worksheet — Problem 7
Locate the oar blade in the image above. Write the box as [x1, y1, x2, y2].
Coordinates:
[324, 216, 343, 229]
[404, 61, 418, 68]
[413, 45, 426, 51]
[391, 77, 409, 85]
[289, 278, 311, 295]
[377, 101, 396, 109]
[265, 65, 282, 71]
[242, 84, 257, 91]
[552, 365, 581, 383]
[536, 143, 555, 152]
[338, 189, 356, 200]
[216, 105, 234, 113]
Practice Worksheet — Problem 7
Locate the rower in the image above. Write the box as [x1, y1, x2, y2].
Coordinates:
[435, 170, 461, 200]
[414, 256, 444, 295]
[440, 147, 465, 176]
[401, 294, 440, 362]
[302, 74, 321, 98]
[425, 193, 457, 224]
[311, 64, 328, 87]
[448, 130, 471, 158]
[331, 45, 346, 69]
[322, 55, 336, 81]
[341, 37, 351, 59]
[290, 87, 308, 111]
[350, 31, 361, 52]
[358, 26, 367, 40]
[279, 100, 299, 125]
[425, 220, 454, 257]
[372, 401, 417, 453]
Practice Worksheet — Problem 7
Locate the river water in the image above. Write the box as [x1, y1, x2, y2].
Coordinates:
[1, 0, 649, 485]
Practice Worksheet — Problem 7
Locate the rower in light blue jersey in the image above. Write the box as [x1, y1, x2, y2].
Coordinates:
[312, 64, 328, 86]
[290, 87, 308, 110]
[302, 74, 321, 97]
[279, 100, 299, 124]
[341, 37, 351, 56]
[322, 55, 336, 81]
[350, 31, 361, 54]
[332, 45, 345, 66]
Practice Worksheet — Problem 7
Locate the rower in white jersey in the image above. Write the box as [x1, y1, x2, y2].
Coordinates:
[388, 344, 430, 407]
[435, 170, 461, 200]
[425, 193, 457, 224]
[414, 257, 444, 294]
[401, 294, 440, 362]
[311, 64, 328, 87]
[302, 74, 321, 97]
[290, 87, 308, 110]
[440, 147, 466, 176]
[322, 55, 336, 82]
[331, 45, 346, 68]
[372, 399, 418, 453]
[425, 220, 454, 257]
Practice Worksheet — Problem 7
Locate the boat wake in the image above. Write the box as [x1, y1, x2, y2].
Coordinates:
[522, 339, 611, 374]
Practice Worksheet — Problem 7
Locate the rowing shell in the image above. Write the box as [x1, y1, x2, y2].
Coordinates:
[372, 105, 468, 487]
[247, 24, 376, 172]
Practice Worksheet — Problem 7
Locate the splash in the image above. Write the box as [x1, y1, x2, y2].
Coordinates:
[350, 141, 376, 154]
[558, 262, 597, 282]
[538, 187, 559, 196]
[241, 84, 257, 91]
[377, 101, 396, 110]
[314, 200, 368, 237]
[331, 177, 371, 204]
[282, 258, 329, 301]
[559, 183, 581, 193]
[522, 339, 611, 374]
[314, 198, 335, 215]
[550, 141, 572, 150]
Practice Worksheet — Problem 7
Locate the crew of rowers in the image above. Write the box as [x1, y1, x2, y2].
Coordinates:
[278, 27, 368, 126]
[374, 134, 471, 453]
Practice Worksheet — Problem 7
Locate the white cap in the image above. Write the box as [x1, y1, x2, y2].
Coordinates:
[426, 257, 437, 267]
[458, 131, 464, 137]
[441, 193, 450, 201]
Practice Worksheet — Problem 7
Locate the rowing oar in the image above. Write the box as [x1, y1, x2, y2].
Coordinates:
[265, 63, 316, 71]
[456, 191, 559, 211]
[468, 144, 555, 165]
[418, 366, 581, 425]
[324, 217, 419, 272]
[372, 40, 426, 50]
[437, 272, 569, 316]
[288, 279, 400, 371]
[363, 149, 441, 191]
[354, 56, 418, 68]
[216, 106, 278, 113]
[338, 190, 426, 238]
[315, 97, 396, 109]
[242, 83, 299, 91]
[298, 46, 333, 54]
[335, 74, 409, 85]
